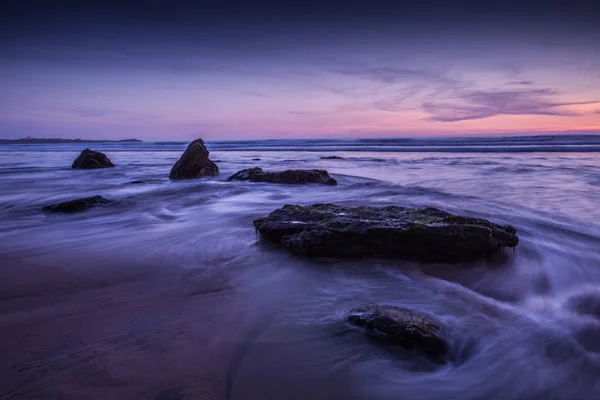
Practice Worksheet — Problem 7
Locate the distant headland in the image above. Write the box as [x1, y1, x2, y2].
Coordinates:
[0, 137, 143, 144]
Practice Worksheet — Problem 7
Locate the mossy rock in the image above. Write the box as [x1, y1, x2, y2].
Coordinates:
[253, 204, 518, 263]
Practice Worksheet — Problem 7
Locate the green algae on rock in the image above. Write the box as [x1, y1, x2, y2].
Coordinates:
[253, 204, 518, 262]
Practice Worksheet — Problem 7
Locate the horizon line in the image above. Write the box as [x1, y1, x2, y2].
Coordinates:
[4, 131, 600, 143]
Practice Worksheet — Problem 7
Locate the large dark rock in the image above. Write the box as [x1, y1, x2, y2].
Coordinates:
[227, 168, 337, 185]
[253, 204, 518, 262]
[169, 139, 219, 180]
[72, 149, 114, 169]
[42, 195, 112, 213]
[320, 155, 344, 160]
[348, 305, 450, 361]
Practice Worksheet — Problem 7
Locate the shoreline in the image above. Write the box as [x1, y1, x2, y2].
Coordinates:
[0, 139, 142, 145]
[0, 255, 249, 399]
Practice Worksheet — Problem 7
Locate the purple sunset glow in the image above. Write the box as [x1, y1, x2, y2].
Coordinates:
[1, 0, 599, 140]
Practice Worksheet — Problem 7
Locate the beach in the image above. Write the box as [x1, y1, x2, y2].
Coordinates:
[2, 137, 600, 399]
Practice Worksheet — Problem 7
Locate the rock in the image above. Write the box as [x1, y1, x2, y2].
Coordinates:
[227, 168, 337, 185]
[252, 158, 261, 161]
[72, 149, 114, 169]
[169, 139, 219, 180]
[253, 204, 518, 262]
[564, 287, 600, 320]
[320, 155, 344, 160]
[348, 305, 450, 361]
[572, 320, 600, 353]
[42, 195, 112, 213]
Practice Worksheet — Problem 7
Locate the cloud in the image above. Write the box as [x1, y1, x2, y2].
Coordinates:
[58, 107, 160, 121]
[322, 59, 458, 87]
[318, 59, 475, 113]
[245, 92, 269, 97]
[288, 110, 332, 116]
[288, 103, 369, 116]
[333, 66, 435, 84]
[506, 80, 534, 85]
[177, 122, 227, 129]
[60, 107, 128, 118]
[423, 89, 598, 122]
[372, 84, 434, 112]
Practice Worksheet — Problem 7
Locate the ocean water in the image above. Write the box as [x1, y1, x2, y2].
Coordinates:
[1, 136, 600, 399]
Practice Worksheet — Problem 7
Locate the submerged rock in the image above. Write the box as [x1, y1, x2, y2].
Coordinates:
[320, 155, 344, 160]
[42, 195, 112, 213]
[348, 305, 450, 361]
[253, 204, 518, 262]
[227, 168, 337, 185]
[72, 149, 114, 169]
[169, 139, 219, 180]
[564, 287, 600, 320]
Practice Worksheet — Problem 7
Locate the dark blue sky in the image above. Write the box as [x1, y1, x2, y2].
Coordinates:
[1, 0, 599, 139]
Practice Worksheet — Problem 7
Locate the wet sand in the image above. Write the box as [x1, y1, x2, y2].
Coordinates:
[0, 255, 253, 399]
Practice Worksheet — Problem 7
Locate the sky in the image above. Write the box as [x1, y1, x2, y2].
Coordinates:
[1, 0, 599, 140]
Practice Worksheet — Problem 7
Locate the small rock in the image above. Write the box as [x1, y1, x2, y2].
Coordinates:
[253, 204, 518, 262]
[42, 195, 112, 213]
[227, 168, 337, 185]
[252, 158, 261, 161]
[320, 155, 344, 160]
[572, 320, 600, 353]
[169, 139, 219, 180]
[564, 287, 600, 320]
[72, 149, 114, 169]
[348, 305, 450, 361]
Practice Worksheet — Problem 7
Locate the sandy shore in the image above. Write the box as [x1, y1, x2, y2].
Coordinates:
[0, 255, 253, 399]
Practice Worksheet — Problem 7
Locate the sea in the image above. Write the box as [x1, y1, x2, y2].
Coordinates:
[1, 135, 600, 399]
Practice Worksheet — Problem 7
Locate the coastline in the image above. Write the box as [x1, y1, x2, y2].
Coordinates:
[1, 141, 600, 399]
[0, 139, 143, 144]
